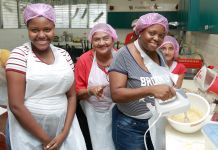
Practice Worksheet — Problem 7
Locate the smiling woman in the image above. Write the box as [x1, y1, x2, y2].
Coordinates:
[109, 13, 176, 150]
[75, 23, 118, 150]
[159, 35, 187, 88]
[5, 3, 86, 150]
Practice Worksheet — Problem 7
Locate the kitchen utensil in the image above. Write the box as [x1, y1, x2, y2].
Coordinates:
[81, 8, 87, 19]
[72, 7, 79, 19]
[155, 89, 190, 117]
[184, 112, 190, 123]
[167, 93, 210, 133]
[94, 12, 104, 22]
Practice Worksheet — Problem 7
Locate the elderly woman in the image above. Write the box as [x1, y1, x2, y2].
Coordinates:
[6, 3, 86, 150]
[159, 35, 187, 88]
[109, 13, 176, 150]
[75, 23, 117, 150]
[0, 49, 10, 105]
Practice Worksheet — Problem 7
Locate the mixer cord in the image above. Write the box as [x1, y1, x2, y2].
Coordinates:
[144, 112, 162, 150]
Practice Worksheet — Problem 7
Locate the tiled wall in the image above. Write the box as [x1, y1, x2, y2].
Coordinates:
[186, 32, 218, 67]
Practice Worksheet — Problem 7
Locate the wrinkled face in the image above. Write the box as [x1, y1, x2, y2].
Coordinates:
[91, 32, 114, 55]
[27, 17, 55, 51]
[161, 43, 175, 61]
[139, 24, 166, 52]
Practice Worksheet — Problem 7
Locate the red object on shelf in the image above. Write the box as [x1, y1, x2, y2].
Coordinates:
[177, 58, 203, 68]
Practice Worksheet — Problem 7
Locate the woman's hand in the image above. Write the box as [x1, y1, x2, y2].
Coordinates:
[88, 85, 107, 99]
[44, 132, 66, 150]
[151, 84, 176, 101]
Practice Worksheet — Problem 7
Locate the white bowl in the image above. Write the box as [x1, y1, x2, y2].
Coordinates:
[167, 93, 210, 133]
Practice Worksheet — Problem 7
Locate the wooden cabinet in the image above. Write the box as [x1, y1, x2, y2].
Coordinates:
[178, 0, 200, 31]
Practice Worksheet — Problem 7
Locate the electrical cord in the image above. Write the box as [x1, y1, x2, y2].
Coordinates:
[144, 112, 162, 150]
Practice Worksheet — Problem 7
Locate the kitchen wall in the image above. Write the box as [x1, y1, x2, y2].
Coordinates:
[185, 32, 218, 67]
[0, 28, 180, 50]
[0, 28, 132, 50]
[1, 29, 218, 68]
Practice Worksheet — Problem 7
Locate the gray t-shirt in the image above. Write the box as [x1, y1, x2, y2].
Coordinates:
[109, 46, 166, 116]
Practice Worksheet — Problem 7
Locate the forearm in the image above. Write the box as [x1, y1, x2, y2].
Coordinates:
[175, 74, 185, 89]
[77, 88, 90, 100]
[10, 105, 50, 144]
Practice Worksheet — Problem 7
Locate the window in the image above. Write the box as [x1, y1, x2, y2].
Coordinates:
[54, 5, 69, 28]
[1, 0, 18, 28]
[88, 4, 107, 28]
[71, 4, 88, 28]
[19, 1, 29, 28]
[0, 1, 107, 28]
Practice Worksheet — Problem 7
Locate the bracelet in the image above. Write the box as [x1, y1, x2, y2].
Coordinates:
[87, 88, 91, 96]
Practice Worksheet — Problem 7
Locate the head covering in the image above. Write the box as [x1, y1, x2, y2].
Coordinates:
[23, 3, 55, 24]
[0, 49, 10, 68]
[135, 13, 168, 35]
[88, 23, 118, 42]
[159, 35, 180, 58]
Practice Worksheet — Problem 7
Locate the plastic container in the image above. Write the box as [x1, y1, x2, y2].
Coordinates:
[201, 123, 218, 150]
[207, 76, 218, 94]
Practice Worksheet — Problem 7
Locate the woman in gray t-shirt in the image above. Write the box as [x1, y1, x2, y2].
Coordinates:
[109, 13, 176, 150]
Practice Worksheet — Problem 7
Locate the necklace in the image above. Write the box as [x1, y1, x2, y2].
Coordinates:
[94, 51, 113, 82]
[97, 62, 109, 74]
[97, 63, 109, 82]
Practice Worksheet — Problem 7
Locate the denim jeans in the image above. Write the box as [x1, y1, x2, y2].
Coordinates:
[112, 105, 154, 150]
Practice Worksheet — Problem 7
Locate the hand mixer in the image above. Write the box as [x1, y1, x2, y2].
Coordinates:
[155, 89, 190, 117]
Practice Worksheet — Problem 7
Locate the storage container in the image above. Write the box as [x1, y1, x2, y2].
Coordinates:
[201, 122, 218, 150]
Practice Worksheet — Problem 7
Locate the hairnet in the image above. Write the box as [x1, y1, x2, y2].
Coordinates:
[88, 23, 118, 42]
[135, 13, 168, 34]
[23, 3, 55, 24]
[0, 49, 10, 68]
[159, 35, 180, 58]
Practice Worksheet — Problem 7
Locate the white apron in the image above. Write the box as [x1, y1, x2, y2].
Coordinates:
[134, 40, 173, 150]
[169, 61, 179, 85]
[9, 43, 86, 150]
[80, 52, 115, 150]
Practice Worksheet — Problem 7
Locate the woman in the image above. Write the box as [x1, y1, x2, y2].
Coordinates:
[6, 3, 86, 150]
[159, 35, 187, 88]
[109, 13, 176, 150]
[75, 23, 117, 150]
[0, 49, 10, 105]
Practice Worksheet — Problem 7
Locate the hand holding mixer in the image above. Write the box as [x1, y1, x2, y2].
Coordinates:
[155, 88, 190, 117]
